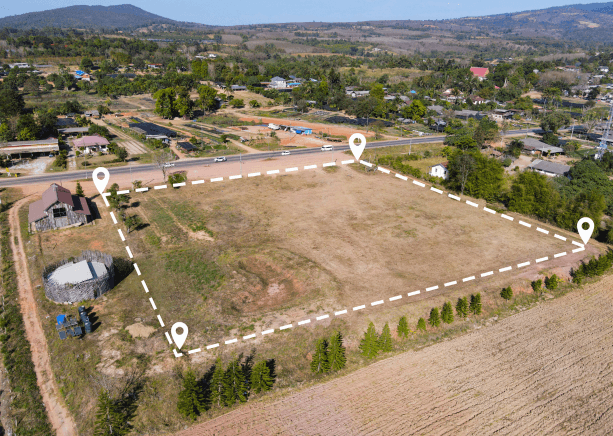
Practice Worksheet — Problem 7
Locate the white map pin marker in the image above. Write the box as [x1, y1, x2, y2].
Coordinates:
[349, 133, 366, 161]
[92, 167, 110, 195]
[171, 322, 188, 349]
[577, 217, 594, 245]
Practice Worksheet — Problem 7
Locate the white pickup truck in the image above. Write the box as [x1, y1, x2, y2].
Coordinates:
[268, 123, 280, 130]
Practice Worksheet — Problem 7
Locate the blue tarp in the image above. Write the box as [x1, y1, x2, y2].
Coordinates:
[56, 314, 66, 325]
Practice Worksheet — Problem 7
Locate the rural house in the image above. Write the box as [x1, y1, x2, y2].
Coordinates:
[73, 135, 110, 154]
[28, 184, 92, 233]
[429, 163, 448, 179]
[522, 137, 564, 156]
[527, 159, 570, 177]
[470, 67, 489, 81]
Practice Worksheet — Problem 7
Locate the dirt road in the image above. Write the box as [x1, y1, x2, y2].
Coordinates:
[179, 273, 613, 436]
[9, 197, 77, 436]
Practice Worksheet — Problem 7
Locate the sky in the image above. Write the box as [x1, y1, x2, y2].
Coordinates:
[0, 0, 598, 25]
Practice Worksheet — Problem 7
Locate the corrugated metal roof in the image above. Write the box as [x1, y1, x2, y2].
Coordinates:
[528, 159, 570, 175]
[29, 184, 75, 222]
[0, 138, 58, 147]
[0, 144, 59, 155]
[522, 137, 564, 153]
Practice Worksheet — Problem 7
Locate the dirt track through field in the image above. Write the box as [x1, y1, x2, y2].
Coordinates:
[9, 197, 77, 436]
[179, 273, 613, 436]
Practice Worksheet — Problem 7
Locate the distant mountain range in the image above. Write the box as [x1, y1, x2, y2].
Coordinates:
[1, 2, 613, 45]
[0, 4, 193, 30]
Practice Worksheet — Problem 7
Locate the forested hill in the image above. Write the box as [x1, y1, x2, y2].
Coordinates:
[0, 4, 190, 30]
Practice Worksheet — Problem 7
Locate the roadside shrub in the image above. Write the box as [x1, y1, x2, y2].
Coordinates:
[544, 274, 559, 290]
[501, 286, 513, 300]
[531, 279, 542, 293]
[571, 250, 613, 284]
[168, 172, 187, 187]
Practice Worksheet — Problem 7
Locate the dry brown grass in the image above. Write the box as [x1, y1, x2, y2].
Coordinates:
[18, 165, 597, 434]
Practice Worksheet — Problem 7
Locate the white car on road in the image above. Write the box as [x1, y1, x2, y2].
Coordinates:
[214, 156, 227, 162]
[281, 150, 291, 156]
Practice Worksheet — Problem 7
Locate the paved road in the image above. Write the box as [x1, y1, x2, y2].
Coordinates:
[0, 128, 541, 187]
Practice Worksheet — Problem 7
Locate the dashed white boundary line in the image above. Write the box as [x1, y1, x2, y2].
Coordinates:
[187, 246, 578, 353]
[101, 157, 584, 357]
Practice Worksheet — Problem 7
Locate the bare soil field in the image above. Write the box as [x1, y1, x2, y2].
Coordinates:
[236, 114, 378, 140]
[16, 165, 599, 434]
[226, 125, 332, 148]
[179, 271, 613, 436]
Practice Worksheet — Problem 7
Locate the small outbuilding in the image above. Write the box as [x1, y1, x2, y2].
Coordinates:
[429, 162, 448, 180]
[43, 251, 114, 303]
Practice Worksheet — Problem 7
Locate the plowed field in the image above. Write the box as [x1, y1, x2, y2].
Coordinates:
[179, 273, 613, 436]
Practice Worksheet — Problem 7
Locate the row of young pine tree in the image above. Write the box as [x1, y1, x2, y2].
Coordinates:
[177, 353, 276, 420]
[310, 331, 347, 374]
[358, 293, 484, 359]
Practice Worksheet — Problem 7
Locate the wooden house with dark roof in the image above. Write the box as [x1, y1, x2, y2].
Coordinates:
[28, 184, 92, 233]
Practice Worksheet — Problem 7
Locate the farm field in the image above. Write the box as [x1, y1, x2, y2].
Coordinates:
[18, 165, 599, 434]
[178, 271, 613, 436]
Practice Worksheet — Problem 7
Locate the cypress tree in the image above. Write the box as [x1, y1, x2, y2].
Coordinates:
[456, 297, 468, 318]
[469, 293, 482, 315]
[359, 322, 379, 359]
[531, 279, 542, 293]
[310, 338, 330, 373]
[328, 331, 347, 372]
[417, 317, 427, 331]
[545, 274, 559, 290]
[441, 302, 454, 324]
[428, 307, 441, 327]
[378, 322, 393, 352]
[209, 358, 225, 407]
[76, 181, 84, 197]
[501, 286, 513, 300]
[177, 370, 206, 420]
[94, 390, 125, 436]
[397, 316, 409, 338]
[250, 360, 274, 394]
[223, 356, 247, 406]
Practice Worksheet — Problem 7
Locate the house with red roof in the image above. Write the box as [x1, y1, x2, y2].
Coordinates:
[73, 135, 110, 154]
[470, 67, 490, 81]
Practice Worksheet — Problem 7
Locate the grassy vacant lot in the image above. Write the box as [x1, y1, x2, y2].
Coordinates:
[20, 166, 589, 434]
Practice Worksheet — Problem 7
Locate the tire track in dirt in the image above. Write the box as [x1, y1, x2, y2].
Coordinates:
[178, 273, 613, 436]
[9, 197, 77, 436]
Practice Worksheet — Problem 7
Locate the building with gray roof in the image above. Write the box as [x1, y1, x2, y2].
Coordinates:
[522, 137, 564, 155]
[527, 159, 570, 177]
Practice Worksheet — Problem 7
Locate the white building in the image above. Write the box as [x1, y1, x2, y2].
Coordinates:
[270, 76, 287, 89]
[429, 163, 448, 180]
